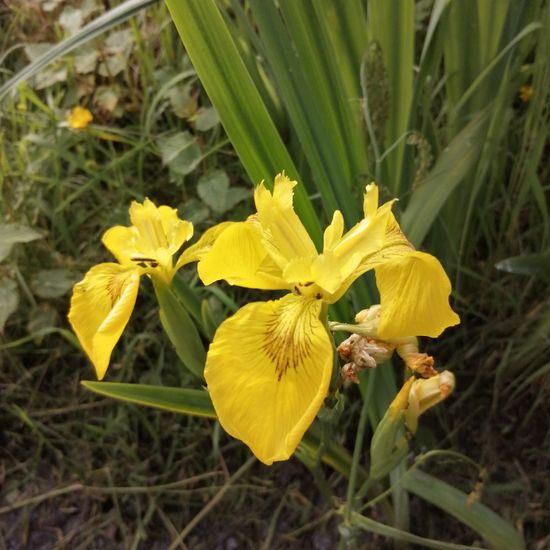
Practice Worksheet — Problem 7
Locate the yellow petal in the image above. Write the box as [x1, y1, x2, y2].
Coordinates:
[129, 198, 193, 255]
[102, 225, 138, 265]
[254, 173, 317, 269]
[204, 294, 333, 465]
[175, 221, 234, 270]
[332, 198, 394, 279]
[198, 221, 286, 290]
[323, 210, 344, 251]
[363, 183, 379, 219]
[327, 212, 414, 304]
[68, 263, 141, 380]
[311, 252, 344, 295]
[376, 251, 460, 339]
[67, 106, 93, 129]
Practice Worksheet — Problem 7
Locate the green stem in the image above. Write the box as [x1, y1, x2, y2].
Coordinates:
[344, 370, 375, 524]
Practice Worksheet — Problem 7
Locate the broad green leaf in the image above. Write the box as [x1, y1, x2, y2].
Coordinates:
[495, 252, 550, 283]
[81, 381, 216, 418]
[31, 268, 79, 299]
[156, 131, 201, 176]
[178, 198, 209, 225]
[402, 469, 525, 550]
[27, 305, 58, 342]
[197, 170, 229, 212]
[193, 107, 219, 131]
[168, 85, 197, 119]
[59, 0, 99, 36]
[0, 224, 43, 262]
[349, 512, 482, 550]
[0, 278, 19, 333]
[197, 170, 249, 213]
[74, 46, 98, 74]
[401, 111, 488, 246]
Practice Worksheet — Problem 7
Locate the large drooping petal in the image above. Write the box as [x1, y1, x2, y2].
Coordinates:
[375, 251, 460, 339]
[68, 263, 141, 380]
[204, 294, 333, 465]
[254, 173, 317, 270]
[198, 221, 287, 290]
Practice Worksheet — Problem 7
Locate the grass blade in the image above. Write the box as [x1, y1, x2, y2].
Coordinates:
[349, 512, 485, 550]
[402, 469, 525, 550]
[0, 0, 158, 102]
[164, 0, 322, 244]
[368, 0, 415, 193]
[81, 381, 217, 418]
[401, 111, 488, 246]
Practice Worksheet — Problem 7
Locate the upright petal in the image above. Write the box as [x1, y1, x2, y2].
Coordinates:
[68, 263, 141, 380]
[323, 210, 344, 252]
[331, 198, 394, 281]
[129, 198, 193, 255]
[205, 294, 333, 465]
[326, 212, 415, 304]
[254, 173, 317, 269]
[198, 221, 286, 290]
[375, 251, 460, 339]
[363, 183, 379, 219]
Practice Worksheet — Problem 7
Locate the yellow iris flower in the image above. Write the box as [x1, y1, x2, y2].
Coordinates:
[68, 198, 213, 380]
[198, 173, 459, 465]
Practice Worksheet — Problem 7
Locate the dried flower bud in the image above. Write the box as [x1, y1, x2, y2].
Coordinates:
[341, 363, 360, 384]
[396, 340, 437, 377]
[337, 333, 394, 383]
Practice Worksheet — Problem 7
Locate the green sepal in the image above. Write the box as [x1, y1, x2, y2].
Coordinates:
[370, 407, 410, 479]
[153, 278, 206, 380]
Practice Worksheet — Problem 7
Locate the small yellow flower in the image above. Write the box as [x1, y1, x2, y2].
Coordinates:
[67, 106, 93, 129]
[197, 173, 459, 464]
[519, 85, 534, 103]
[68, 199, 216, 380]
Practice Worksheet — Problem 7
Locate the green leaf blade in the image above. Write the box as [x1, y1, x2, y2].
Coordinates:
[81, 381, 216, 418]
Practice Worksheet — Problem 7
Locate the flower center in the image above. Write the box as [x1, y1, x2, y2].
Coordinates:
[292, 281, 324, 300]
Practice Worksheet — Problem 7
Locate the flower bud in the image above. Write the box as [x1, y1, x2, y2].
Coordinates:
[404, 370, 455, 433]
[369, 377, 414, 479]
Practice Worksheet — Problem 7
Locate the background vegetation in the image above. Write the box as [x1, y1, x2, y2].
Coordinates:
[1, 0, 548, 548]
